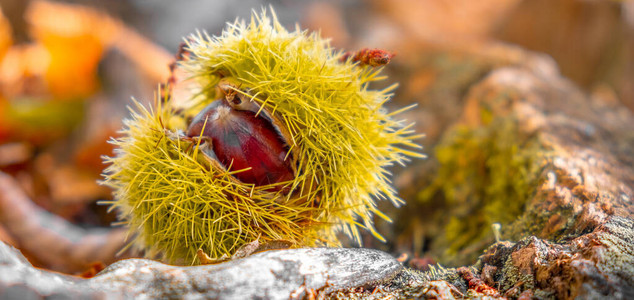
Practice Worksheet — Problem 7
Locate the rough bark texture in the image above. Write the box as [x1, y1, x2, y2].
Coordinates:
[479, 217, 634, 299]
[415, 63, 634, 267]
[461, 66, 634, 241]
[328, 217, 633, 299]
[329, 60, 634, 299]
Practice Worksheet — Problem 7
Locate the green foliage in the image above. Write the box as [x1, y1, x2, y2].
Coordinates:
[103, 10, 422, 264]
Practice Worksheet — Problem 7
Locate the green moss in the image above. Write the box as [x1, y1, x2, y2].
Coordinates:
[102, 10, 422, 264]
[419, 113, 544, 264]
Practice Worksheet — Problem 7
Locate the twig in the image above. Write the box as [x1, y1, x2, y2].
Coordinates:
[0, 171, 128, 273]
[340, 48, 394, 67]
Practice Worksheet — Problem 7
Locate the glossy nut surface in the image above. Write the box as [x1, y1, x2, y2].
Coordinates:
[187, 99, 294, 187]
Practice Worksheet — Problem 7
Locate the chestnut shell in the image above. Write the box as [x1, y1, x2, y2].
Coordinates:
[187, 99, 294, 187]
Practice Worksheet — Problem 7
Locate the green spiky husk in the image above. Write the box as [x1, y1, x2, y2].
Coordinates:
[103, 10, 422, 264]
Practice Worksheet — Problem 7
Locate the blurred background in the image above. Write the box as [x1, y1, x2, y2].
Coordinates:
[0, 0, 632, 275]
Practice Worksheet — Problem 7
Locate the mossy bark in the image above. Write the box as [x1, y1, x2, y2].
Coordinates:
[415, 62, 633, 267]
[331, 54, 634, 299]
[375, 54, 634, 298]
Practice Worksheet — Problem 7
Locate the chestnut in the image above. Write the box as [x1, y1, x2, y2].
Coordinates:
[186, 95, 294, 188]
